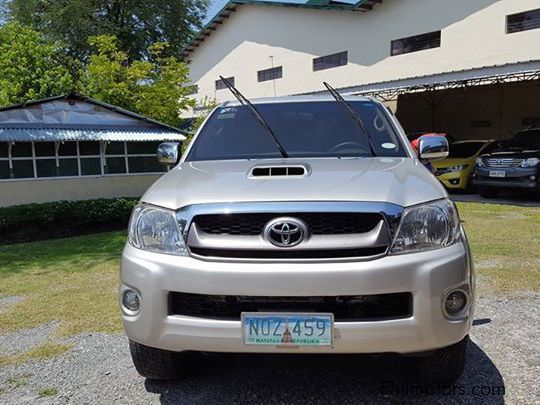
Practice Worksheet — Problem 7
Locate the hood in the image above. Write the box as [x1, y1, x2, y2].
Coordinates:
[432, 157, 474, 169]
[141, 158, 447, 210]
[482, 149, 540, 159]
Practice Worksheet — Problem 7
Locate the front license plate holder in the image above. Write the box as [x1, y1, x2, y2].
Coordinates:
[489, 170, 506, 178]
[241, 312, 334, 347]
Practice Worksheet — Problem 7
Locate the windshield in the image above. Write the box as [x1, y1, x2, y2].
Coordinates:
[448, 141, 486, 158]
[186, 101, 407, 161]
[507, 130, 540, 149]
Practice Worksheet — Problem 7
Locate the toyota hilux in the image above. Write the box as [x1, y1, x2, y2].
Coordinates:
[120, 81, 474, 386]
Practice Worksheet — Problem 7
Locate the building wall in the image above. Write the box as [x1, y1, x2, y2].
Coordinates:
[0, 174, 162, 207]
[186, 0, 540, 104]
[396, 81, 540, 140]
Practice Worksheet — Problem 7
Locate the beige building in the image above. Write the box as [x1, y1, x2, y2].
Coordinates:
[0, 95, 184, 207]
[183, 0, 540, 139]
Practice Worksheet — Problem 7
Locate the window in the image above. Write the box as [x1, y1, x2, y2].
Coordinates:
[258, 66, 283, 82]
[187, 101, 406, 162]
[0, 140, 167, 181]
[507, 8, 540, 33]
[313, 51, 348, 71]
[391, 31, 441, 56]
[186, 84, 199, 95]
[215, 77, 234, 90]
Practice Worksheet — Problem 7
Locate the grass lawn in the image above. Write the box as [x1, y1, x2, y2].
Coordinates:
[0, 202, 538, 364]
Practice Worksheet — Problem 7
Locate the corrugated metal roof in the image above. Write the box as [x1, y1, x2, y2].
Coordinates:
[181, 0, 381, 58]
[0, 128, 186, 142]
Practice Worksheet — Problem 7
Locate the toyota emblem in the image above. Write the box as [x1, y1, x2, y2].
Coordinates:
[263, 217, 308, 248]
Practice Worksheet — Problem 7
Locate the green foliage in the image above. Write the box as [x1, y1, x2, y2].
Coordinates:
[0, 198, 138, 244]
[0, 22, 75, 106]
[79, 35, 195, 127]
[7, 0, 209, 61]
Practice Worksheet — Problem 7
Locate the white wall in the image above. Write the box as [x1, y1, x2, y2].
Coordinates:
[0, 174, 162, 207]
[186, 0, 540, 104]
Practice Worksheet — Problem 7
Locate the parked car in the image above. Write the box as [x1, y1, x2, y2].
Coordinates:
[474, 129, 540, 199]
[433, 140, 497, 192]
[120, 89, 474, 386]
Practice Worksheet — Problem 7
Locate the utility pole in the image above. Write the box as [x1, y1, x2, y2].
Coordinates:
[269, 55, 277, 97]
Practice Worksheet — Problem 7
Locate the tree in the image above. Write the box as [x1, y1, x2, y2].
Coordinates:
[79, 35, 195, 127]
[0, 23, 75, 107]
[7, 0, 209, 61]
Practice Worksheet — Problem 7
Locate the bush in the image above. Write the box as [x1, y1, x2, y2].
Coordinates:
[0, 198, 139, 244]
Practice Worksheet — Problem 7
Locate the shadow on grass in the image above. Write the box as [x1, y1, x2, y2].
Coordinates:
[0, 231, 126, 274]
[145, 340, 504, 404]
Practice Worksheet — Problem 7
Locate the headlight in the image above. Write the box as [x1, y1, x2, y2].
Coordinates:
[448, 164, 469, 172]
[390, 199, 461, 255]
[521, 158, 539, 168]
[475, 157, 484, 167]
[128, 204, 188, 256]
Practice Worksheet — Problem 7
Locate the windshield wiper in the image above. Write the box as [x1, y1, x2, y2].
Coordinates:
[323, 82, 377, 157]
[219, 76, 288, 158]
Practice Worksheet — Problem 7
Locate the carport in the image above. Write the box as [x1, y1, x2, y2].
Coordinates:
[343, 61, 540, 142]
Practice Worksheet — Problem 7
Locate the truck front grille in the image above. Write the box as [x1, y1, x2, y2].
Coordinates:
[482, 158, 523, 168]
[189, 246, 387, 259]
[169, 292, 413, 321]
[193, 212, 382, 236]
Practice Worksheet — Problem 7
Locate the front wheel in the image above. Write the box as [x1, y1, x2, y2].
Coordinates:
[129, 339, 192, 380]
[409, 336, 468, 386]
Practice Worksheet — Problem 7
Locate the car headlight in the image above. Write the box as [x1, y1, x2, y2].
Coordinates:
[521, 158, 539, 168]
[390, 199, 461, 255]
[448, 164, 469, 172]
[475, 157, 484, 167]
[128, 204, 188, 256]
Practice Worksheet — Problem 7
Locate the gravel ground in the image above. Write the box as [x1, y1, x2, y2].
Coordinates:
[0, 294, 538, 405]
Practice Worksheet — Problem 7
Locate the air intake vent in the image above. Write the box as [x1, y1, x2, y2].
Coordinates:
[250, 166, 307, 177]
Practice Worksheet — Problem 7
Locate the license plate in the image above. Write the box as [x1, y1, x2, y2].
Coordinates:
[489, 170, 506, 178]
[242, 313, 333, 347]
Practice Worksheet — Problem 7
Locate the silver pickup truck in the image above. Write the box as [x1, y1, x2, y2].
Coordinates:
[120, 88, 474, 386]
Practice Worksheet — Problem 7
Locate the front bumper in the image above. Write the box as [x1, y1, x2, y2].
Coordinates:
[436, 171, 469, 189]
[474, 167, 538, 189]
[120, 241, 474, 355]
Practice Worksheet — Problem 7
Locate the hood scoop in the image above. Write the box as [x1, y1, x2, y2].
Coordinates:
[250, 165, 308, 178]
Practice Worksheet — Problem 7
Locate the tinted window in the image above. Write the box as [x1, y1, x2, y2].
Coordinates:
[106, 142, 125, 155]
[187, 101, 406, 161]
[105, 157, 126, 174]
[12, 160, 34, 178]
[35, 142, 56, 157]
[11, 142, 32, 157]
[79, 141, 101, 156]
[258, 66, 283, 82]
[216, 77, 235, 90]
[128, 157, 166, 173]
[0, 161, 9, 179]
[507, 131, 540, 148]
[127, 141, 161, 155]
[58, 142, 77, 156]
[507, 8, 540, 33]
[81, 158, 101, 175]
[391, 31, 441, 56]
[448, 142, 486, 158]
[0, 142, 8, 158]
[313, 52, 348, 71]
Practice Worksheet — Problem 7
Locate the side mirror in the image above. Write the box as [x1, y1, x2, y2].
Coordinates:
[418, 136, 449, 161]
[157, 142, 181, 165]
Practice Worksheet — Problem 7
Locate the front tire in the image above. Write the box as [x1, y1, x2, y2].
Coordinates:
[129, 339, 189, 380]
[410, 336, 468, 386]
[478, 186, 498, 198]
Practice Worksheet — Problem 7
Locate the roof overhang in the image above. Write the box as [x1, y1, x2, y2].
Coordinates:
[0, 126, 186, 142]
[306, 60, 540, 101]
[181, 0, 382, 59]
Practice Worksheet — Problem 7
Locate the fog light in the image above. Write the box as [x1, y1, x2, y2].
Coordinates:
[122, 289, 141, 313]
[444, 290, 467, 315]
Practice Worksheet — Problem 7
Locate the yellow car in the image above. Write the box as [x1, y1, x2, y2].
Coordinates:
[433, 140, 496, 192]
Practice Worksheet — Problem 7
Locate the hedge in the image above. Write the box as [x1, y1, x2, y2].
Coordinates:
[0, 198, 139, 244]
